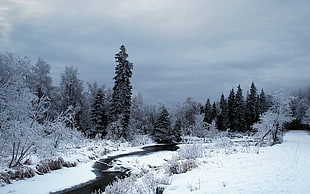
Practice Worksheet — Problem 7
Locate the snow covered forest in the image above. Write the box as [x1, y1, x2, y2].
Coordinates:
[0, 46, 310, 192]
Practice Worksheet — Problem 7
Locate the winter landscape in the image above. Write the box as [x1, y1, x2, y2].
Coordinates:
[1, 0, 310, 194]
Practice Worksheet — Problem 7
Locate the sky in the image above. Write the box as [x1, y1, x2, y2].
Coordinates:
[1, 0, 309, 104]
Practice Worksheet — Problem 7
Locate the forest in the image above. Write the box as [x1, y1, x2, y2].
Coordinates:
[0, 46, 309, 189]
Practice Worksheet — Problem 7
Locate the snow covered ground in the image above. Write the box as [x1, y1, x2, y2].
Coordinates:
[1, 130, 309, 194]
[165, 130, 310, 194]
[0, 162, 95, 194]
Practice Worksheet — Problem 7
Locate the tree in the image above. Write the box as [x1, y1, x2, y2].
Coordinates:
[216, 94, 229, 131]
[153, 106, 180, 143]
[254, 89, 294, 145]
[59, 66, 84, 129]
[227, 88, 235, 130]
[245, 82, 259, 130]
[111, 45, 133, 139]
[27, 58, 53, 98]
[258, 88, 268, 115]
[234, 85, 246, 132]
[211, 102, 218, 121]
[203, 99, 212, 124]
[130, 93, 147, 135]
[90, 89, 108, 137]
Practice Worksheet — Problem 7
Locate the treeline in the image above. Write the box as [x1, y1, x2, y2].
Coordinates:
[1, 48, 309, 146]
[202, 83, 271, 132]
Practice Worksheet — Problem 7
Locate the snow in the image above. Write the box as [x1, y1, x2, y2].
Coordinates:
[1, 130, 309, 194]
[0, 162, 95, 194]
[164, 130, 310, 193]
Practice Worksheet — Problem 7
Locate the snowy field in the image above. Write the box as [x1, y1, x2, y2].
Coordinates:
[164, 130, 310, 194]
[1, 130, 309, 194]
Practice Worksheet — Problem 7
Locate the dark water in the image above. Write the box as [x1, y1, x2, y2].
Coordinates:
[51, 144, 178, 194]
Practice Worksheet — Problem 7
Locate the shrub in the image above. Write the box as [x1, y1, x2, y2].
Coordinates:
[177, 143, 204, 160]
[167, 159, 198, 175]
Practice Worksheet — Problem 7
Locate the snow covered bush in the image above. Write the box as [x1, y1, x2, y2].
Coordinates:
[176, 143, 204, 160]
[129, 134, 154, 146]
[167, 159, 199, 175]
[253, 89, 294, 145]
[104, 172, 171, 194]
[165, 143, 203, 175]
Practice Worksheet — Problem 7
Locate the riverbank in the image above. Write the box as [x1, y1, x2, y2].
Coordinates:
[0, 138, 152, 194]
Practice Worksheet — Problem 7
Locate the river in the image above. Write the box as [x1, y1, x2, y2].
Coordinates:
[51, 144, 179, 194]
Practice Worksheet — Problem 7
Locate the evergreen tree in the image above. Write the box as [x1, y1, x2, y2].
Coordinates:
[203, 99, 212, 124]
[258, 88, 268, 115]
[111, 45, 133, 139]
[173, 118, 182, 139]
[211, 102, 218, 121]
[216, 94, 229, 131]
[234, 85, 246, 132]
[245, 82, 259, 130]
[227, 88, 235, 130]
[91, 89, 108, 137]
[153, 106, 180, 143]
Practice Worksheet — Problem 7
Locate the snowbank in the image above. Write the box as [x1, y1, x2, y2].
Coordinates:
[164, 130, 310, 193]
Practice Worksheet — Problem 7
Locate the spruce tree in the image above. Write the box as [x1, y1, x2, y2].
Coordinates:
[227, 88, 235, 131]
[234, 85, 246, 132]
[216, 94, 228, 131]
[153, 106, 179, 143]
[203, 99, 212, 124]
[245, 82, 259, 130]
[91, 89, 108, 137]
[258, 88, 268, 115]
[211, 102, 218, 121]
[111, 45, 133, 139]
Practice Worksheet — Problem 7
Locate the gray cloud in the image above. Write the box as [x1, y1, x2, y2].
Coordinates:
[1, 0, 309, 104]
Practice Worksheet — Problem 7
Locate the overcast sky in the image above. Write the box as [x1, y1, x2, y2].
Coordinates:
[1, 0, 309, 104]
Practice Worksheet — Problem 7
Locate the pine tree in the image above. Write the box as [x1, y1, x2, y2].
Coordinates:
[153, 106, 171, 143]
[111, 45, 133, 139]
[211, 102, 218, 121]
[153, 106, 180, 143]
[173, 118, 182, 140]
[245, 82, 259, 130]
[234, 85, 246, 132]
[227, 88, 235, 131]
[91, 89, 108, 137]
[258, 88, 268, 115]
[203, 99, 212, 124]
[216, 94, 229, 131]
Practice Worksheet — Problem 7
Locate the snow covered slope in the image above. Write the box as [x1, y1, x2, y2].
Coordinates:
[165, 130, 310, 193]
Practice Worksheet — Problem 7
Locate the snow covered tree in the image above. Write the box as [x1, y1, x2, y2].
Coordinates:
[203, 99, 213, 124]
[27, 58, 53, 98]
[130, 93, 148, 135]
[111, 45, 133, 139]
[153, 106, 180, 143]
[211, 102, 218, 121]
[59, 66, 84, 129]
[258, 88, 268, 115]
[216, 94, 229, 131]
[90, 89, 108, 137]
[290, 86, 310, 129]
[234, 85, 246, 132]
[0, 53, 40, 167]
[254, 89, 294, 145]
[227, 88, 235, 131]
[245, 82, 259, 130]
[0, 53, 34, 124]
[180, 97, 202, 129]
